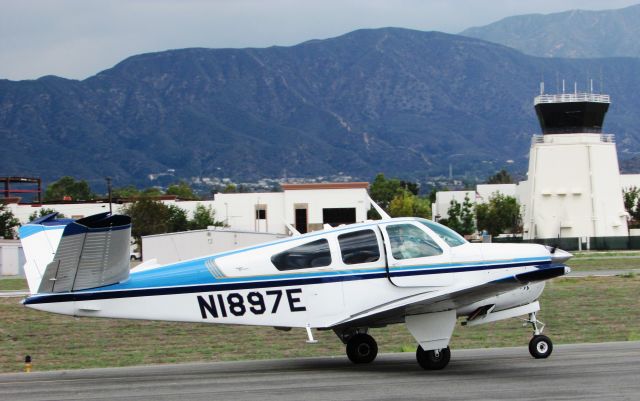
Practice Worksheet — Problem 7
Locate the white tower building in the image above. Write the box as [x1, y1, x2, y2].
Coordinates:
[522, 91, 628, 240]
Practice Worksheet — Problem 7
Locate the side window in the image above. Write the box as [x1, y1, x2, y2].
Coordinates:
[385, 224, 443, 260]
[338, 229, 381, 265]
[271, 239, 331, 271]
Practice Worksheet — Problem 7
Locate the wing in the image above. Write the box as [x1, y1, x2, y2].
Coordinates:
[329, 264, 568, 329]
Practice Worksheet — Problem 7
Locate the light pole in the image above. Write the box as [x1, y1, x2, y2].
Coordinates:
[105, 177, 112, 214]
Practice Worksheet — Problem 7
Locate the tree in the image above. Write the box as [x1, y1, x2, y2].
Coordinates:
[486, 169, 513, 184]
[476, 193, 522, 236]
[460, 195, 475, 235]
[399, 180, 419, 196]
[369, 173, 421, 219]
[166, 181, 199, 200]
[388, 191, 431, 218]
[624, 187, 640, 226]
[441, 200, 462, 233]
[0, 204, 20, 239]
[28, 208, 65, 221]
[370, 173, 406, 209]
[624, 187, 639, 213]
[112, 185, 141, 199]
[44, 176, 93, 201]
[142, 187, 164, 197]
[222, 184, 237, 193]
[167, 204, 189, 232]
[633, 197, 640, 224]
[189, 204, 224, 230]
[121, 198, 170, 246]
[440, 194, 475, 235]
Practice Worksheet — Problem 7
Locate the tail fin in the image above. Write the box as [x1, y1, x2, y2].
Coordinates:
[19, 213, 73, 294]
[20, 212, 132, 294]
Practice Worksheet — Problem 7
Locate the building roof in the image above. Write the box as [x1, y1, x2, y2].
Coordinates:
[281, 182, 369, 190]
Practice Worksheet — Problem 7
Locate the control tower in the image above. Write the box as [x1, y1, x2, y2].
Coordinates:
[522, 89, 628, 240]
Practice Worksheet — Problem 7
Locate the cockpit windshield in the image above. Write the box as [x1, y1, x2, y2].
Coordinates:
[418, 219, 467, 247]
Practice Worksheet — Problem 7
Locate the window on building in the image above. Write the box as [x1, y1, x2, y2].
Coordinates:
[271, 239, 332, 271]
[338, 229, 381, 265]
[255, 208, 267, 220]
[295, 207, 308, 234]
[323, 208, 356, 227]
[385, 224, 443, 260]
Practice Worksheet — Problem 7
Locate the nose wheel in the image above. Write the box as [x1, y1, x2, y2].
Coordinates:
[525, 312, 553, 359]
[529, 335, 553, 358]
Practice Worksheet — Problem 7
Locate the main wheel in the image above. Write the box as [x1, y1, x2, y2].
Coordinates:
[416, 346, 451, 370]
[529, 335, 553, 359]
[346, 333, 378, 364]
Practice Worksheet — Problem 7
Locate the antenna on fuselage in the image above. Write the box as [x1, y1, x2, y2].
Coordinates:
[367, 195, 391, 220]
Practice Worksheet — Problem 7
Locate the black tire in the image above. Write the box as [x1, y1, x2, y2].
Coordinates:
[529, 335, 553, 359]
[416, 346, 451, 370]
[346, 334, 378, 364]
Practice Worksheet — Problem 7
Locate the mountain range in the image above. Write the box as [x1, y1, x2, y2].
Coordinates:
[3, 9, 640, 189]
[461, 4, 640, 58]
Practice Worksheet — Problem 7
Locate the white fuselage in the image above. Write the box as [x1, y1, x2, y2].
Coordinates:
[25, 218, 555, 330]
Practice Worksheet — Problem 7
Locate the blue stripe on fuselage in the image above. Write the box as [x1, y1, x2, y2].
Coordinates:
[81, 256, 552, 291]
[23, 257, 552, 305]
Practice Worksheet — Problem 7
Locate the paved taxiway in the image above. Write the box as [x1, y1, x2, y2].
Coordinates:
[0, 341, 638, 401]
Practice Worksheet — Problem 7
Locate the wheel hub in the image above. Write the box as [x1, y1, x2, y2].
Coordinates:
[537, 341, 548, 354]
[357, 343, 371, 356]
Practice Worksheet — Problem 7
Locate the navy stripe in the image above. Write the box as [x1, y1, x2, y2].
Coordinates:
[23, 260, 553, 305]
[388, 260, 548, 277]
[24, 272, 387, 304]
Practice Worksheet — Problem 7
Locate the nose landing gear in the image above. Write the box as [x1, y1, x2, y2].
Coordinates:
[525, 311, 553, 359]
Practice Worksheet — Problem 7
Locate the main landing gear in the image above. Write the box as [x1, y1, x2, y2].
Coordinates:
[346, 333, 378, 364]
[416, 346, 451, 370]
[338, 328, 452, 370]
[525, 311, 553, 359]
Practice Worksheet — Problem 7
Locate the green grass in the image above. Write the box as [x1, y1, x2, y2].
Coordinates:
[572, 251, 640, 258]
[566, 257, 640, 271]
[0, 276, 638, 373]
[0, 278, 28, 291]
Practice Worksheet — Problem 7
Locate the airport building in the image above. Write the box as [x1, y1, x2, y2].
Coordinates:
[519, 91, 628, 240]
[5, 182, 370, 235]
[432, 184, 517, 221]
[1, 182, 370, 274]
[434, 89, 640, 243]
[0, 239, 24, 276]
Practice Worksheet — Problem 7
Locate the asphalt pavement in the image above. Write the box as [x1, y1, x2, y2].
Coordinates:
[0, 341, 638, 401]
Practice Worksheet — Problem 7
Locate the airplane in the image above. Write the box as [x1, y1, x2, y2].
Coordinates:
[19, 201, 571, 371]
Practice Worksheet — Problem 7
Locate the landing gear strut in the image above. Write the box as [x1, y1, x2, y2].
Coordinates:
[346, 333, 378, 364]
[525, 311, 553, 359]
[416, 346, 451, 370]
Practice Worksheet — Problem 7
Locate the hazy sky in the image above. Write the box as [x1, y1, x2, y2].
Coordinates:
[1, 0, 638, 81]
